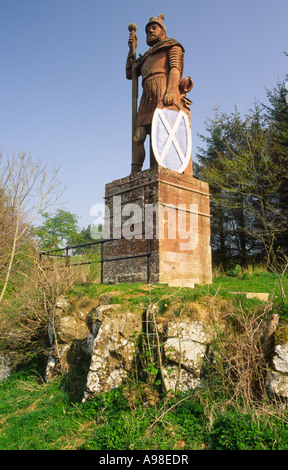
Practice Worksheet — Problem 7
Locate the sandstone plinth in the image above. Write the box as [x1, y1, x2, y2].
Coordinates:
[103, 166, 212, 287]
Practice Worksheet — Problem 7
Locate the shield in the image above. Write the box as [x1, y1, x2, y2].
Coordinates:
[151, 108, 192, 173]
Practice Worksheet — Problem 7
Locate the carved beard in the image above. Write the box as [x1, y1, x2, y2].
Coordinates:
[146, 29, 166, 46]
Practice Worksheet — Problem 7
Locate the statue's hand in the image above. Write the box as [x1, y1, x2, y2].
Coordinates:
[128, 32, 138, 50]
[163, 92, 175, 106]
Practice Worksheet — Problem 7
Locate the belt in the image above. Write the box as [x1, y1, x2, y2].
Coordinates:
[142, 71, 168, 84]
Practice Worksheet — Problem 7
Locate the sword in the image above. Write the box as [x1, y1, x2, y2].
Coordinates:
[128, 23, 138, 156]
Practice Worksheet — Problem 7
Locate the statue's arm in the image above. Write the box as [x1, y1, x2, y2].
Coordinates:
[126, 31, 138, 80]
[163, 45, 183, 106]
[126, 54, 133, 80]
[164, 68, 181, 105]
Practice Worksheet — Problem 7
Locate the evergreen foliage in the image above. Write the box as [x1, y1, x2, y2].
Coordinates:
[195, 75, 288, 268]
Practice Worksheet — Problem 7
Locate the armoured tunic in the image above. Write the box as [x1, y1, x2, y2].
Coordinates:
[134, 38, 185, 127]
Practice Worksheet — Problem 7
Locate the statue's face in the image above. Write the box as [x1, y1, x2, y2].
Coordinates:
[146, 23, 165, 46]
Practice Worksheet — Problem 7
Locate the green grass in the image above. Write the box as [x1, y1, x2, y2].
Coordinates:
[68, 282, 210, 313]
[213, 271, 287, 297]
[1, 366, 288, 450]
[1, 270, 288, 450]
[67, 270, 288, 318]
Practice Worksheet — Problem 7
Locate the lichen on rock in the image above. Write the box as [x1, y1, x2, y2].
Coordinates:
[82, 309, 142, 401]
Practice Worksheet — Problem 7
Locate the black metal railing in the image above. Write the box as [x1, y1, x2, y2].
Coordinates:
[40, 233, 151, 283]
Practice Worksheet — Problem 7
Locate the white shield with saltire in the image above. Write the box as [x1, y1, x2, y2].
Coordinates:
[151, 108, 192, 173]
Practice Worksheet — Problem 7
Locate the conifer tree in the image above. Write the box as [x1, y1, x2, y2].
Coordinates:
[195, 100, 288, 268]
[263, 74, 288, 252]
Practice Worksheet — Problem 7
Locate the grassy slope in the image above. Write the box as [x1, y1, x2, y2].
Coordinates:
[1, 365, 288, 451]
[67, 270, 288, 319]
[1, 271, 288, 450]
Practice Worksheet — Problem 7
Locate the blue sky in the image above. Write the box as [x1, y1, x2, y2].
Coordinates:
[0, 0, 287, 230]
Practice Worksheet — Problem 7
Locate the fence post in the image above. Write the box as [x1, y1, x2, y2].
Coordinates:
[100, 241, 104, 284]
[65, 247, 70, 267]
[147, 238, 150, 283]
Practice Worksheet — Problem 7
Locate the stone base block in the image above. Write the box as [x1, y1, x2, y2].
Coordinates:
[102, 166, 212, 287]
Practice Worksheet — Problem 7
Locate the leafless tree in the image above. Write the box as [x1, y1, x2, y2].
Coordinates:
[0, 149, 64, 303]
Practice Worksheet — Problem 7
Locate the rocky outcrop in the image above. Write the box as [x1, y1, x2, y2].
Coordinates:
[272, 342, 288, 374]
[83, 306, 142, 401]
[45, 294, 288, 406]
[45, 295, 214, 399]
[266, 325, 288, 405]
[266, 370, 288, 403]
[45, 296, 99, 381]
[162, 318, 212, 392]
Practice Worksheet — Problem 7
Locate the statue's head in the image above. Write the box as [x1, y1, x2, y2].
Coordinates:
[145, 14, 167, 46]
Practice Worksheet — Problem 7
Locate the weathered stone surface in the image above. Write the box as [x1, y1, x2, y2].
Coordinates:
[46, 293, 217, 397]
[103, 166, 212, 287]
[265, 337, 288, 405]
[44, 294, 288, 405]
[231, 292, 270, 302]
[55, 296, 70, 315]
[164, 320, 210, 372]
[165, 319, 211, 343]
[272, 343, 288, 374]
[162, 318, 211, 392]
[162, 364, 201, 392]
[83, 310, 142, 401]
[0, 356, 10, 382]
[164, 337, 207, 374]
[45, 344, 70, 382]
[45, 296, 100, 380]
[266, 370, 288, 401]
[82, 307, 212, 398]
[246, 292, 269, 302]
[57, 316, 89, 343]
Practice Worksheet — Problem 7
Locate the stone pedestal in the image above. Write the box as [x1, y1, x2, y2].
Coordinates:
[103, 166, 212, 288]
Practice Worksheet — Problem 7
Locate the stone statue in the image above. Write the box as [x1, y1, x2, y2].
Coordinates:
[126, 14, 193, 174]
